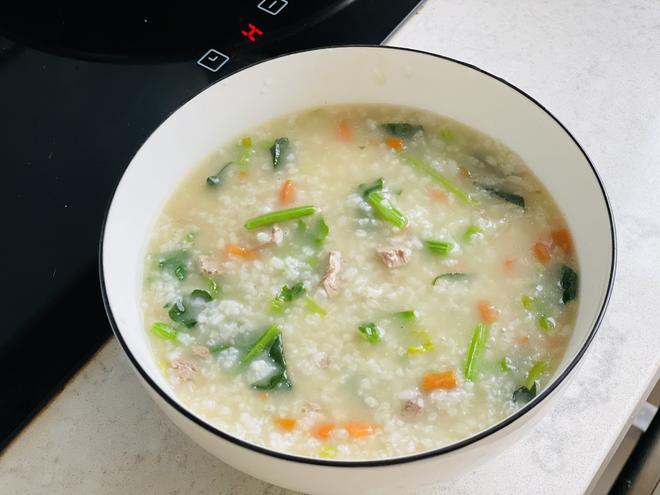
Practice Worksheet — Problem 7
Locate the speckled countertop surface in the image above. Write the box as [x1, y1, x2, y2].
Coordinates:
[3, 1, 660, 493]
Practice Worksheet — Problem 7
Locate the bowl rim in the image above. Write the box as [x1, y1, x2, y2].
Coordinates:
[99, 44, 617, 468]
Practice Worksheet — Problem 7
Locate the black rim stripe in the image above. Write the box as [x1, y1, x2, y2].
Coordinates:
[99, 45, 617, 468]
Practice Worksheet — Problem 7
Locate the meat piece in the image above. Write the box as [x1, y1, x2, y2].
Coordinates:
[171, 358, 196, 382]
[198, 255, 223, 276]
[191, 346, 211, 358]
[401, 397, 424, 419]
[377, 248, 411, 268]
[320, 250, 342, 297]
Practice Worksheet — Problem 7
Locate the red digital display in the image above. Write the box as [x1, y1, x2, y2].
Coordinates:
[241, 23, 263, 42]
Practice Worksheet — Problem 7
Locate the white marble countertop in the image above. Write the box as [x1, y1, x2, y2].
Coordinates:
[3, 1, 660, 493]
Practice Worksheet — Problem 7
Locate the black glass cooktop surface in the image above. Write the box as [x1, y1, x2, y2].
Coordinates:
[0, 1, 422, 449]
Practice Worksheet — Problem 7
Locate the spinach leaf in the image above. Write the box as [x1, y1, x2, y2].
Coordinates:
[271, 282, 306, 313]
[381, 123, 423, 139]
[293, 217, 329, 249]
[206, 161, 232, 186]
[358, 177, 384, 197]
[282, 282, 305, 301]
[560, 265, 579, 303]
[168, 298, 197, 328]
[252, 334, 292, 391]
[479, 185, 525, 208]
[190, 289, 213, 302]
[512, 383, 537, 404]
[493, 190, 525, 208]
[158, 250, 189, 281]
[308, 217, 329, 247]
[270, 137, 289, 168]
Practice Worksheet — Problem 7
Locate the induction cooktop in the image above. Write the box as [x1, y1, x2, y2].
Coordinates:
[0, 1, 423, 449]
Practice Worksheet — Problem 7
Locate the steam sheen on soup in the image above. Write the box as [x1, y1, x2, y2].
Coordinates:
[142, 105, 579, 460]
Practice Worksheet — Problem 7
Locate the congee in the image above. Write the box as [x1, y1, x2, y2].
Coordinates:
[142, 105, 579, 460]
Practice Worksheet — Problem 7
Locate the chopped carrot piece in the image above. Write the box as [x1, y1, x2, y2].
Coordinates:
[337, 119, 352, 141]
[311, 422, 335, 440]
[273, 417, 297, 432]
[238, 171, 249, 180]
[551, 228, 573, 254]
[279, 179, 295, 205]
[515, 335, 530, 345]
[532, 242, 551, 264]
[430, 189, 449, 203]
[226, 244, 259, 260]
[478, 299, 498, 323]
[384, 137, 405, 151]
[345, 422, 377, 438]
[503, 258, 515, 274]
[420, 370, 457, 392]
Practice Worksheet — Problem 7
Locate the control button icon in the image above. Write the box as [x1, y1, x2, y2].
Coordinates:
[257, 0, 288, 16]
[197, 49, 229, 72]
[241, 23, 263, 42]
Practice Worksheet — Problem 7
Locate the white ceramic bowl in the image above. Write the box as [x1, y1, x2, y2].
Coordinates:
[100, 46, 615, 495]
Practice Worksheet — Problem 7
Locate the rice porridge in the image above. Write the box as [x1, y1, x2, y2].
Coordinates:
[142, 105, 579, 460]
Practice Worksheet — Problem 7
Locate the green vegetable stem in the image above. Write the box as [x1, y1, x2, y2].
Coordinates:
[464, 324, 490, 381]
[244, 205, 317, 230]
[358, 322, 384, 344]
[365, 191, 408, 228]
[401, 153, 475, 204]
